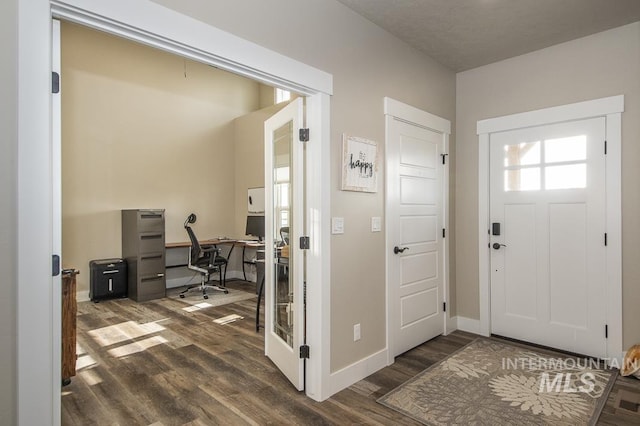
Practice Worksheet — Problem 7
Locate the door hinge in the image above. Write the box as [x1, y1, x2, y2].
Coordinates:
[442, 228, 446, 238]
[300, 236, 310, 250]
[52, 254, 60, 277]
[299, 345, 310, 359]
[605, 324, 608, 339]
[443, 302, 446, 312]
[299, 128, 309, 142]
[441, 153, 448, 165]
[52, 71, 60, 94]
[604, 233, 608, 246]
[604, 140, 607, 155]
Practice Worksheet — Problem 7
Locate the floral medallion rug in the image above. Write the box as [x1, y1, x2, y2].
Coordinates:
[378, 338, 617, 425]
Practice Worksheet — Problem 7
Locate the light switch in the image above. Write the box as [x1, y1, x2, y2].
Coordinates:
[332, 217, 344, 234]
[371, 217, 381, 232]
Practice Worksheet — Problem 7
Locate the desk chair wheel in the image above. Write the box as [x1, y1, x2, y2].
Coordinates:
[224, 290, 229, 294]
[204, 294, 209, 299]
[179, 294, 185, 299]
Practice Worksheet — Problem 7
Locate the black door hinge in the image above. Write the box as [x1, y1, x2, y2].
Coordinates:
[441, 153, 448, 165]
[300, 345, 310, 359]
[300, 236, 310, 250]
[604, 233, 608, 246]
[52, 72, 60, 94]
[605, 325, 608, 339]
[443, 302, 446, 312]
[442, 228, 446, 238]
[299, 128, 309, 142]
[52, 254, 60, 277]
[604, 140, 607, 155]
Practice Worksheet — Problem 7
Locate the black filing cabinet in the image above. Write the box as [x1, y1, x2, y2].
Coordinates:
[89, 258, 127, 301]
[122, 209, 166, 302]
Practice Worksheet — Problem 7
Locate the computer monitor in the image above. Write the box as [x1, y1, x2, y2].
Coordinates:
[245, 215, 265, 241]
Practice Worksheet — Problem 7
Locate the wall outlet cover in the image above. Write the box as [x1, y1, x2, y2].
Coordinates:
[332, 217, 345, 234]
[371, 216, 381, 232]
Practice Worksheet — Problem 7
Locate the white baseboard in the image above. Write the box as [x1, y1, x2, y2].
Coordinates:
[328, 347, 388, 396]
[454, 316, 482, 335]
[445, 315, 458, 335]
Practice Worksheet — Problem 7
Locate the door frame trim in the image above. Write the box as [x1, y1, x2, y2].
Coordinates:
[477, 95, 624, 364]
[384, 97, 452, 365]
[19, 1, 334, 424]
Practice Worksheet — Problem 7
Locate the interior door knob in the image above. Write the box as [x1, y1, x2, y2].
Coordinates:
[394, 246, 409, 254]
[492, 243, 507, 250]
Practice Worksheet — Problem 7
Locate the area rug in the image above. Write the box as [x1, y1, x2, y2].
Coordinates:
[166, 285, 255, 309]
[378, 338, 617, 425]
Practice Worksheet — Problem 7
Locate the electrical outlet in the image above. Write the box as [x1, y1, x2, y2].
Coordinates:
[354, 323, 361, 341]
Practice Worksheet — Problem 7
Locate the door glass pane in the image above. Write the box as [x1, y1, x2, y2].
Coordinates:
[545, 135, 587, 163]
[545, 164, 587, 190]
[504, 141, 540, 167]
[272, 121, 293, 347]
[504, 168, 540, 191]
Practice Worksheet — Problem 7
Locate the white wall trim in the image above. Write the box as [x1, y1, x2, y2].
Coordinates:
[477, 95, 624, 363]
[477, 95, 624, 134]
[454, 316, 482, 335]
[18, 1, 334, 423]
[384, 97, 451, 134]
[328, 347, 388, 396]
[50, 0, 333, 96]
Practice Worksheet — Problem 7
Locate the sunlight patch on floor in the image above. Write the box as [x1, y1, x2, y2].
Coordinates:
[183, 302, 213, 312]
[107, 335, 169, 358]
[88, 320, 167, 347]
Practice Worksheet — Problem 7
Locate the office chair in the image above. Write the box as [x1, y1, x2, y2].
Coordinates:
[180, 213, 228, 299]
[279, 226, 289, 246]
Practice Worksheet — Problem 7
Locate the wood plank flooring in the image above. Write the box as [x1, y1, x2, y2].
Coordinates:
[62, 281, 640, 425]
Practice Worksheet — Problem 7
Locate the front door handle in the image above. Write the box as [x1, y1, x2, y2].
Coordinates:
[394, 246, 409, 254]
[492, 243, 507, 250]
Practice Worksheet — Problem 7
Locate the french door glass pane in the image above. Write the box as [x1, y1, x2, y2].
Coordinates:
[272, 121, 293, 347]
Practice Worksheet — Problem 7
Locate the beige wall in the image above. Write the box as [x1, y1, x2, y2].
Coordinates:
[61, 22, 265, 293]
[0, 0, 17, 423]
[151, 0, 457, 371]
[233, 104, 286, 239]
[456, 22, 640, 347]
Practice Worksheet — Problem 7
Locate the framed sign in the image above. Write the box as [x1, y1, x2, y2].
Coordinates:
[342, 134, 378, 192]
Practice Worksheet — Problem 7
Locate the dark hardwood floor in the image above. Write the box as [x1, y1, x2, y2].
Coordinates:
[62, 282, 640, 425]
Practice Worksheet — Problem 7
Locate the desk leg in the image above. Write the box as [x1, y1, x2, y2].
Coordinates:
[242, 245, 247, 281]
[256, 274, 265, 332]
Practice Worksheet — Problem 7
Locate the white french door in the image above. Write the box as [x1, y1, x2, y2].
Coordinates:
[387, 116, 445, 357]
[490, 117, 607, 358]
[264, 98, 306, 390]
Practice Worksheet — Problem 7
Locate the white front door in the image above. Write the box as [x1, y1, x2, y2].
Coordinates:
[490, 117, 607, 358]
[264, 98, 305, 390]
[388, 117, 445, 357]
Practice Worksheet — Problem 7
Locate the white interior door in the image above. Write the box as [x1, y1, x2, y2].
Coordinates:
[490, 117, 607, 358]
[264, 98, 305, 390]
[388, 117, 445, 357]
[52, 19, 63, 425]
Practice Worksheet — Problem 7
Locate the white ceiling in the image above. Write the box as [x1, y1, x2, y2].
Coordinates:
[336, 0, 640, 72]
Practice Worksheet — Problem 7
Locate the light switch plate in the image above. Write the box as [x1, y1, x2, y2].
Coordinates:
[332, 217, 344, 234]
[371, 216, 381, 232]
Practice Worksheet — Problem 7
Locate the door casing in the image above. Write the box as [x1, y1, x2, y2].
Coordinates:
[18, 2, 333, 425]
[477, 95, 624, 365]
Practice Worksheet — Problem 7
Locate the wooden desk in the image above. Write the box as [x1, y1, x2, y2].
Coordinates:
[165, 238, 238, 249]
[165, 239, 265, 283]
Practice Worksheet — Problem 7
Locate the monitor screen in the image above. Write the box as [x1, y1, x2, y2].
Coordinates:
[245, 215, 265, 241]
